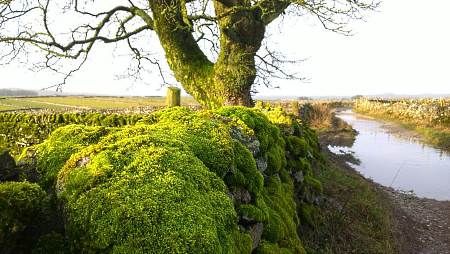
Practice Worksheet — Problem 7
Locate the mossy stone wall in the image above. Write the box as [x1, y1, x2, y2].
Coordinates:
[1, 106, 323, 253]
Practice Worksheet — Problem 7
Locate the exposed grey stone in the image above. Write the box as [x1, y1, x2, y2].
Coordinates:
[246, 139, 260, 157]
[314, 196, 324, 206]
[229, 127, 245, 141]
[293, 170, 304, 183]
[250, 222, 264, 250]
[231, 188, 252, 204]
[240, 215, 256, 224]
[76, 157, 91, 167]
[256, 157, 267, 172]
[230, 127, 260, 156]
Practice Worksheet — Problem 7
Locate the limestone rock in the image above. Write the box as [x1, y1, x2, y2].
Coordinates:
[250, 222, 264, 250]
[230, 127, 260, 156]
[230, 188, 252, 204]
[255, 157, 267, 172]
[293, 170, 304, 183]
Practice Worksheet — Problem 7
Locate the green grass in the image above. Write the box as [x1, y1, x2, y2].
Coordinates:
[23, 97, 155, 109]
[410, 125, 450, 150]
[25, 96, 198, 109]
[0, 104, 17, 111]
[0, 96, 199, 111]
[0, 98, 68, 110]
[300, 159, 397, 254]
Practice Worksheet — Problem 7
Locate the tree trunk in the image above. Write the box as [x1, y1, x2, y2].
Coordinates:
[149, 0, 265, 108]
[213, 1, 265, 107]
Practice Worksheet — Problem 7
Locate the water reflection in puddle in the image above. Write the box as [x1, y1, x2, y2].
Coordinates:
[330, 110, 450, 201]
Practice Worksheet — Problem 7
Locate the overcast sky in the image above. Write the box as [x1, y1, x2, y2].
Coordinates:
[0, 0, 449, 97]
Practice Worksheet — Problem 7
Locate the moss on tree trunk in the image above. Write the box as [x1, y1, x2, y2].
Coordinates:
[149, 0, 265, 108]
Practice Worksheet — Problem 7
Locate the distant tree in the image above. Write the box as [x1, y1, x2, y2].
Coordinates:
[0, 0, 377, 108]
[0, 89, 38, 97]
[351, 95, 365, 100]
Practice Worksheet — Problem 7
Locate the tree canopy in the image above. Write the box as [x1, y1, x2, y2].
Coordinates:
[0, 0, 378, 107]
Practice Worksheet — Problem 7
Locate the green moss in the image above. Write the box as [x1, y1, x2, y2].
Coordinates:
[0, 182, 46, 248]
[150, 106, 193, 122]
[213, 107, 290, 180]
[0, 112, 149, 157]
[299, 204, 319, 227]
[303, 175, 323, 195]
[266, 145, 286, 175]
[213, 106, 319, 252]
[255, 240, 298, 254]
[286, 136, 308, 158]
[263, 106, 296, 135]
[277, 168, 290, 186]
[32, 232, 66, 254]
[261, 176, 305, 252]
[17, 125, 110, 190]
[299, 159, 312, 172]
[262, 209, 284, 242]
[150, 107, 235, 178]
[225, 170, 247, 188]
[264, 107, 294, 127]
[232, 140, 263, 195]
[232, 230, 253, 254]
[214, 107, 281, 154]
[255, 240, 279, 253]
[238, 204, 267, 222]
[8, 106, 324, 253]
[57, 129, 238, 253]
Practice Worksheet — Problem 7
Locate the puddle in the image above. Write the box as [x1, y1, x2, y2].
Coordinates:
[330, 110, 450, 201]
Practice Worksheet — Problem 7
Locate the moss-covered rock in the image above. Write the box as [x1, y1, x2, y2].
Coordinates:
[286, 136, 309, 158]
[150, 107, 235, 178]
[0, 181, 46, 252]
[214, 107, 281, 155]
[230, 140, 264, 197]
[212, 106, 315, 252]
[32, 232, 66, 254]
[5, 106, 323, 253]
[255, 240, 296, 254]
[0, 112, 150, 157]
[57, 130, 239, 253]
[18, 125, 110, 190]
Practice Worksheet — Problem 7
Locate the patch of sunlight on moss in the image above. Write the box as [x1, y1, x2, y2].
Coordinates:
[18, 125, 111, 190]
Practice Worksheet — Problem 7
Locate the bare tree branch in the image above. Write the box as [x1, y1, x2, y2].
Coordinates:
[0, 0, 378, 101]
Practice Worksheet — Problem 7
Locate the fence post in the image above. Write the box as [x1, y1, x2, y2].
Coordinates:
[166, 87, 181, 107]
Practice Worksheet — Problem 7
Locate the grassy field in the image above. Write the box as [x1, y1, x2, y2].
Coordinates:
[0, 96, 199, 112]
[301, 159, 397, 254]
